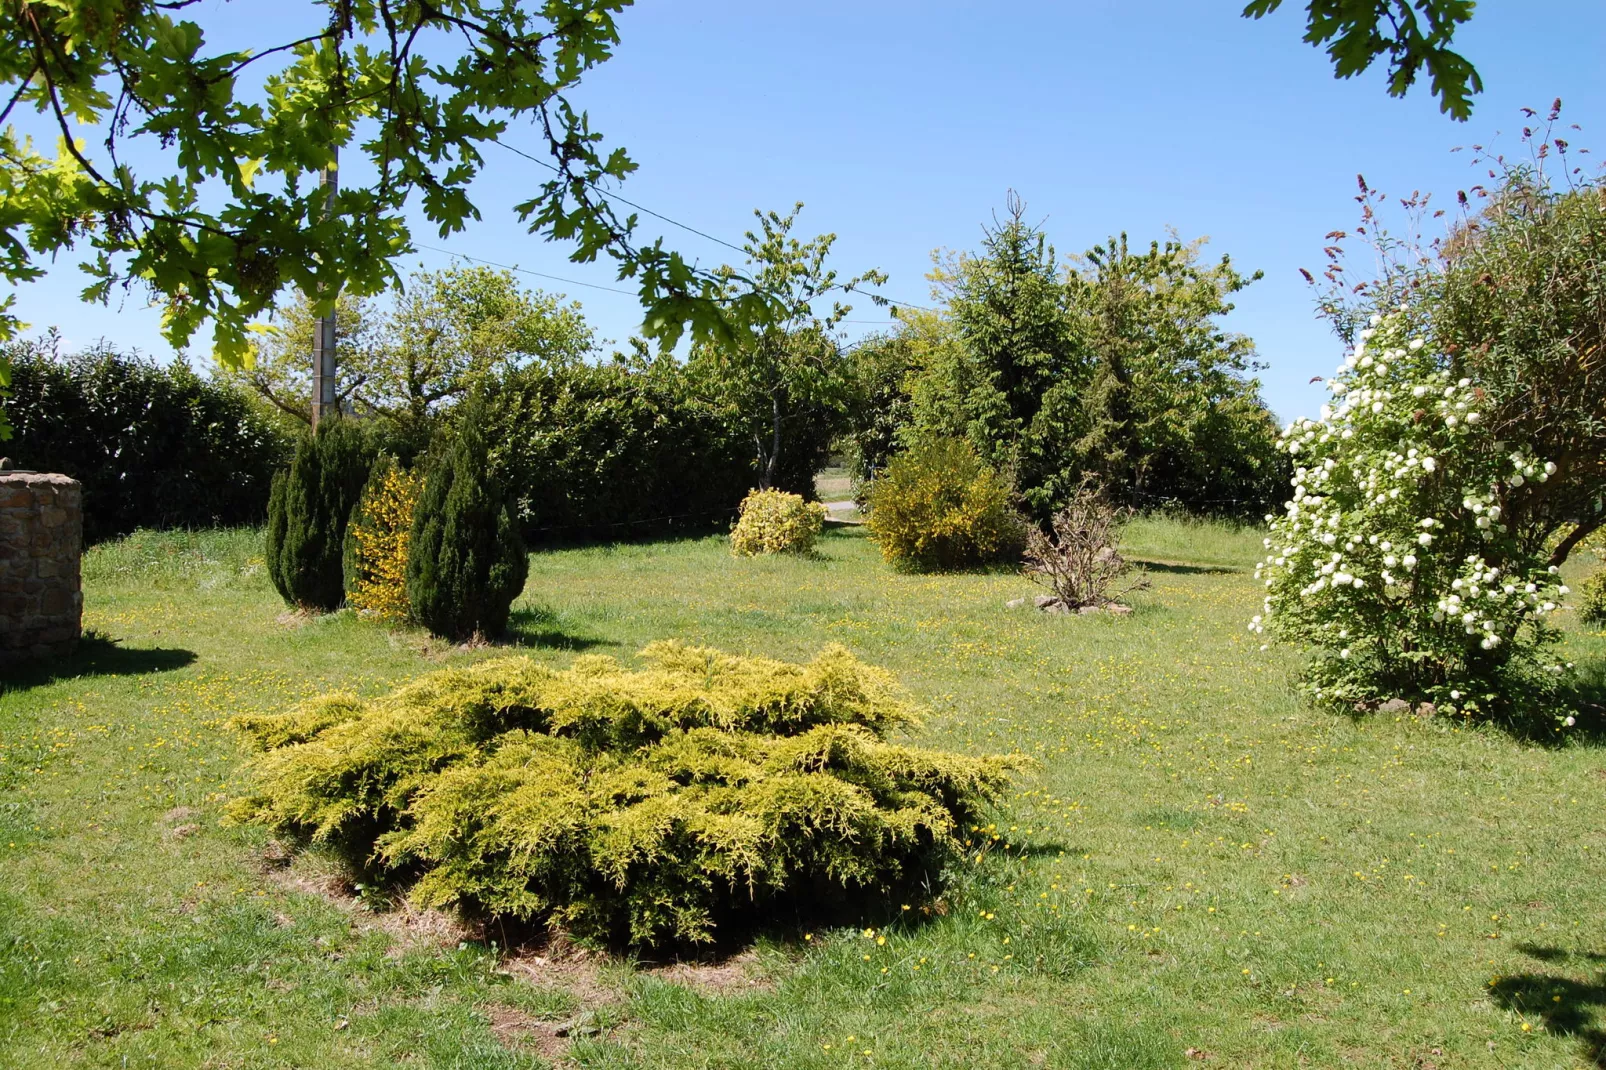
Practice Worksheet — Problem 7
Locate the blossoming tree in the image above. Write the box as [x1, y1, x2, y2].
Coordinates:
[1252, 312, 1572, 722]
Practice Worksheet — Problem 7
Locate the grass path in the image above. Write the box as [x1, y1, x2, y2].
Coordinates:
[2, 520, 1604, 1068]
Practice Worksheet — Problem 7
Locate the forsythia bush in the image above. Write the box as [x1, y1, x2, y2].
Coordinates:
[344, 457, 423, 620]
[1252, 313, 1573, 721]
[729, 489, 826, 556]
[228, 643, 1018, 947]
[866, 437, 1021, 571]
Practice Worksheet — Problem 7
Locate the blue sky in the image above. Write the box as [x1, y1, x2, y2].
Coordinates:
[10, 0, 1606, 421]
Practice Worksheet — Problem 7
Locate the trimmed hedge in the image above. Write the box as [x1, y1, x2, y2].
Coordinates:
[2, 339, 288, 543]
[228, 642, 1018, 947]
[490, 359, 755, 544]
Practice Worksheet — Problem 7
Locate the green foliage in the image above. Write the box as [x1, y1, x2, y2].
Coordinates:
[224, 266, 596, 450]
[890, 199, 1285, 523]
[691, 205, 887, 495]
[1254, 313, 1572, 722]
[730, 489, 826, 556]
[489, 352, 754, 544]
[866, 437, 1022, 572]
[1579, 566, 1606, 626]
[266, 419, 375, 612]
[406, 395, 527, 640]
[228, 642, 1018, 947]
[0, 0, 777, 377]
[1313, 132, 1606, 571]
[1242, 0, 1481, 119]
[3, 335, 288, 542]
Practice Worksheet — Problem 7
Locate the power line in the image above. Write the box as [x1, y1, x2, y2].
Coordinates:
[412, 242, 639, 296]
[486, 136, 939, 314]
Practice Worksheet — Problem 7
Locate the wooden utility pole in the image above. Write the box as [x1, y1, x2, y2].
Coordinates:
[310, 148, 339, 429]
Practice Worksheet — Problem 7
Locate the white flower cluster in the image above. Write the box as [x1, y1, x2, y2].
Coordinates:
[1249, 312, 1570, 714]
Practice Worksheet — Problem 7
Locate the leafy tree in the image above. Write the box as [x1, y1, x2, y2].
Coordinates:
[1062, 233, 1286, 512]
[691, 206, 887, 495]
[1242, 0, 1482, 119]
[1311, 117, 1606, 570]
[266, 419, 375, 612]
[223, 266, 593, 443]
[0, 0, 780, 437]
[406, 392, 528, 640]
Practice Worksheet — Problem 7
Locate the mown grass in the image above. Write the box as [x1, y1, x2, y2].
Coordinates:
[3, 519, 1605, 1068]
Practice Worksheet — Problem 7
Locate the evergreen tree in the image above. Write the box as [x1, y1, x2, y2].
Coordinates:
[406, 395, 528, 640]
[265, 419, 374, 611]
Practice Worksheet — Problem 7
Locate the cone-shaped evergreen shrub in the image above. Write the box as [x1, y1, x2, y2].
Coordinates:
[406, 396, 528, 640]
[265, 419, 375, 611]
[228, 642, 1021, 947]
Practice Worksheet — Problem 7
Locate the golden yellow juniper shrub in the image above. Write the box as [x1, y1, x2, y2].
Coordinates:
[729, 488, 827, 556]
[344, 459, 423, 619]
[228, 642, 1021, 947]
[865, 438, 1022, 571]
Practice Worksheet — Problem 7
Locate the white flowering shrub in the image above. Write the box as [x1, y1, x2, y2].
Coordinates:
[1252, 313, 1574, 722]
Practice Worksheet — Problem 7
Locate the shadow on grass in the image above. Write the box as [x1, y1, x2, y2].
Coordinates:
[1491, 944, 1606, 1066]
[1128, 558, 1240, 576]
[505, 606, 617, 652]
[0, 631, 195, 693]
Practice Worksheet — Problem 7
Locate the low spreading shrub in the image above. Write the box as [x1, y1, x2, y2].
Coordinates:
[228, 642, 1018, 948]
[344, 456, 423, 620]
[266, 419, 375, 612]
[407, 394, 528, 640]
[866, 437, 1022, 571]
[730, 489, 826, 556]
[3, 337, 288, 542]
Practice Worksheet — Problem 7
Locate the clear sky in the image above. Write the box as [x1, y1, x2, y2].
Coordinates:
[9, 1, 1605, 422]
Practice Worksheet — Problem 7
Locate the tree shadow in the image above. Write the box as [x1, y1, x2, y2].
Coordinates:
[505, 607, 616, 652]
[0, 631, 196, 693]
[1490, 945, 1606, 1065]
[1128, 558, 1240, 576]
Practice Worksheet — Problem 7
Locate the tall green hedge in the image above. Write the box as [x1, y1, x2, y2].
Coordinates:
[266, 419, 375, 611]
[490, 358, 754, 544]
[2, 338, 288, 542]
[407, 395, 528, 640]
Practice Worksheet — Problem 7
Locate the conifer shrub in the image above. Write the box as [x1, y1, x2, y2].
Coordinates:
[344, 456, 424, 620]
[406, 397, 528, 640]
[729, 488, 827, 556]
[266, 419, 375, 612]
[228, 642, 1019, 948]
[865, 437, 1023, 571]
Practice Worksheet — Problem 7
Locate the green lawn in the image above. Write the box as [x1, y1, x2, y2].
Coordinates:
[3, 519, 1605, 1069]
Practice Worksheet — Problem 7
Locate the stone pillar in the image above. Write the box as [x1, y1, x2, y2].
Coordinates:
[0, 462, 83, 665]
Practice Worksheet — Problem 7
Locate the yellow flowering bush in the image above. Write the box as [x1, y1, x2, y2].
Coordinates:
[1579, 567, 1606, 625]
[730, 488, 827, 556]
[227, 642, 1019, 947]
[343, 457, 423, 620]
[865, 437, 1022, 571]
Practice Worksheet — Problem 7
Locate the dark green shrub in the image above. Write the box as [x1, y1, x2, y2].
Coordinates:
[2, 336, 288, 542]
[866, 437, 1023, 572]
[407, 396, 527, 640]
[265, 419, 375, 611]
[227, 642, 1019, 947]
[490, 357, 753, 544]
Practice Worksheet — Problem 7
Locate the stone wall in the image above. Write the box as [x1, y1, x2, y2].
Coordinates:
[0, 468, 83, 664]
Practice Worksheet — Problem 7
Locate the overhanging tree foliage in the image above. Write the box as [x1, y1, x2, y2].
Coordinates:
[0, 0, 781, 435]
